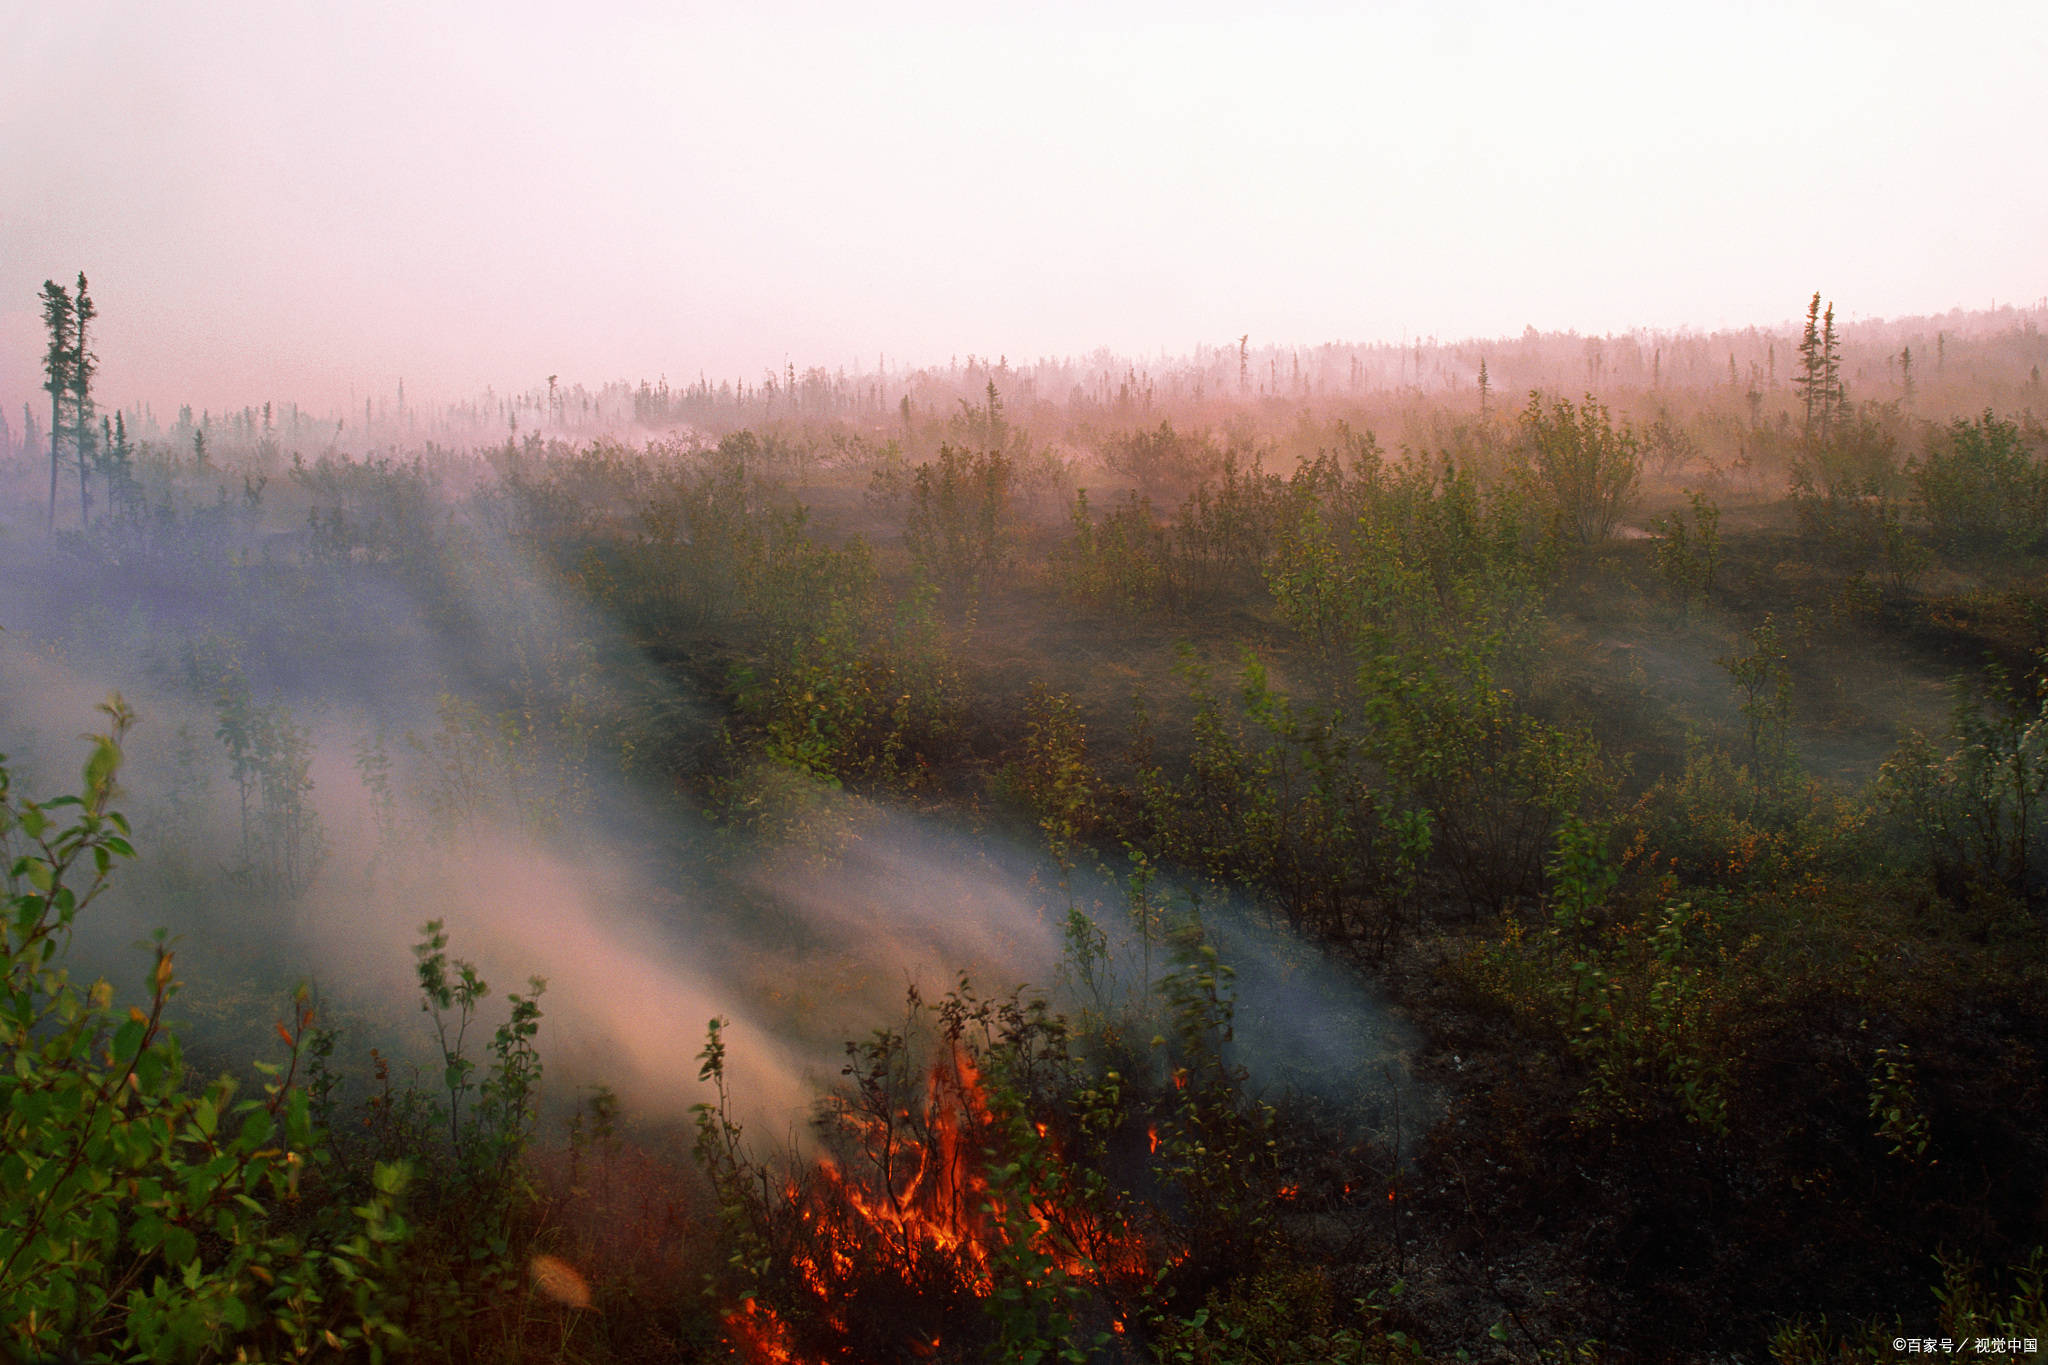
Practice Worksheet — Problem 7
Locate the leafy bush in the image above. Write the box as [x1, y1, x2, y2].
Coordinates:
[1123, 651, 1415, 944]
[285, 451, 439, 569]
[1102, 420, 1222, 499]
[1514, 392, 1641, 545]
[1650, 489, 1721, 608]
[1162, 455, 1286, 603]
[1152, 1268, 1433, 1364]
[1877, 665, 2048, 910]
[1912, 409, 2046, 550]
[1772, 1250, 2048, 1361]
[1470, 818, 1734, 1132]
[1362, 647, 1604, 912]
[904, 442, 1016, 600]
[1059, 486, 1171, 610]
[729, 578, 960, 795]
[1, 701, 414, 1361]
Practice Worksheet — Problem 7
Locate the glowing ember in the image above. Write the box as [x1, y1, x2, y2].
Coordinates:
[527, 1253, 592, 1309]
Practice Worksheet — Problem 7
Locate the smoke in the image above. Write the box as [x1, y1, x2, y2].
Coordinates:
[0, 447, 1427, 1156]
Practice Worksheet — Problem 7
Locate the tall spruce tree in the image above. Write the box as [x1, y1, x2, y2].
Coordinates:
[70, 273, 98, 525]
[1793, 291, 1823, 437]
[38, 280, 75, 530]
[1818, 300, 1843, 442]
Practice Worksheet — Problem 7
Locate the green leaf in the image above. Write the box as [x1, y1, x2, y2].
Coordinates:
[83, 740, 116, 798]
[112, 1016, 146, 1064]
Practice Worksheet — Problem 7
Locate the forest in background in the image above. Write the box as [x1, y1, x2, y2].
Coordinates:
[4, 294, 2048, 1362]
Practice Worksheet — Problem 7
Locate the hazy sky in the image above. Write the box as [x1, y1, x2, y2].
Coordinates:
[3, 0, 2043, 416]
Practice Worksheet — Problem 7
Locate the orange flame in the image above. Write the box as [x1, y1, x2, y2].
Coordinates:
[725, 1298, 817, 1365]
[749, 1036, 1156, 1344]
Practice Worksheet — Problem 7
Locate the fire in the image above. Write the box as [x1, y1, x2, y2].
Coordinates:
[725, 1298, 816, 1365]
[1147, 1125, 1160, 1155]
[732, 1035, 1156, 1356]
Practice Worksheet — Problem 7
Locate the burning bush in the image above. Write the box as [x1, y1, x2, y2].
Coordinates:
[693, 954, 1292, 1364]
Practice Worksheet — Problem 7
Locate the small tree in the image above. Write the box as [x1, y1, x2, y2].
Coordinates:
[1719, 615, 1795, 795]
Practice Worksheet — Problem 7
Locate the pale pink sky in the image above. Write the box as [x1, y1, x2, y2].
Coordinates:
[3, 0, 2043, 418]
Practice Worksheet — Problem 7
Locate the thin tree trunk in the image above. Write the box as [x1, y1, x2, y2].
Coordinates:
[48, 395, 61, 530]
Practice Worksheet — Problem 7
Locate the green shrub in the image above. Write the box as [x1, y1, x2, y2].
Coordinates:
[1152, 1269, 1435, 1364]
[1912, 410, 2047, 550]
[1, 701, 413, 1361]
[1471, 818, 1734, 1132]
[1060, 486, 1171, 610]
[1772, 1249, 2048, 1361]
[1123, 651, 1413, 943]
[904, 441, 1016, 600]
[1650, 489, 1721, 608]
[729, 578, 960, 796]
[1877, 665, 2047, 910]
[1102, 419, 1221, 498]
[1514, 392, 1641, 545]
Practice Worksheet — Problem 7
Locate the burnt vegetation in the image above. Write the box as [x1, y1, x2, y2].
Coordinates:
[5, 298, 2048, 1361]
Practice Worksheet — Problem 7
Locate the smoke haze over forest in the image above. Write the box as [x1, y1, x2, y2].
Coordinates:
[4, 0, 2044, 417]
[10, 4, 2048, 1361]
